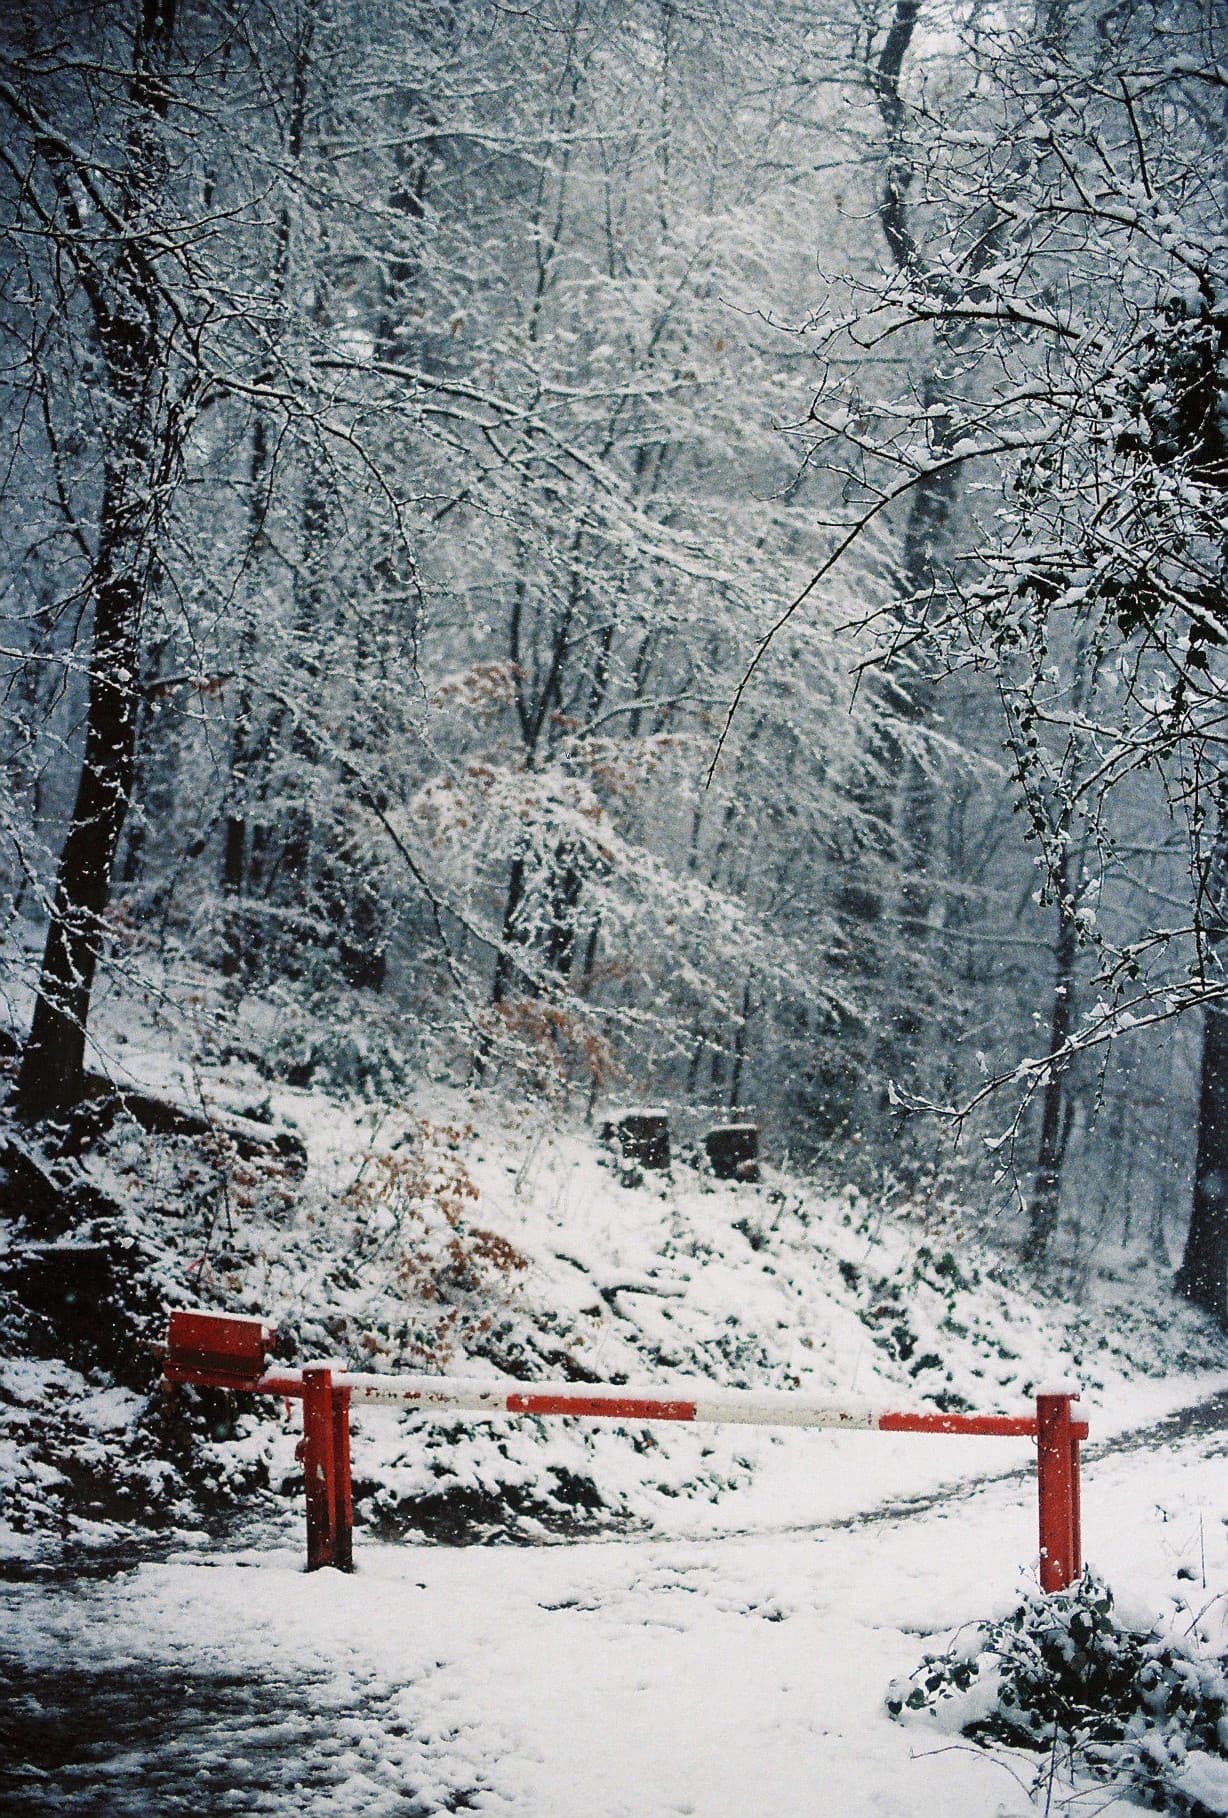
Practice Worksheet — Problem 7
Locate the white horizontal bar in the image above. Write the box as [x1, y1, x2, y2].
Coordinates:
[345, 1372, 526, 1414]
[337, 1370, 882, 1429]
[691, 1393, 877, 1429]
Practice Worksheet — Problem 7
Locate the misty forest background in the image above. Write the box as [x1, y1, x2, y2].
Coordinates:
[3, 0, 1228, 1318]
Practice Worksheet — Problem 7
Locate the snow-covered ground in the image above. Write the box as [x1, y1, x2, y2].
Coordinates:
[8, 1390, 1228, 1816]
[6, 1018, 1228, 1812]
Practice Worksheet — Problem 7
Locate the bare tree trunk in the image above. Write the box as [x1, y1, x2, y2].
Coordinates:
[866, 0, 1028, 1128]
[545, 840, 583, 977]
[221, 1, 315, 979]
[17, 0, 178, 1120]
[1177, 1002, 1228, 1324]
[1028, 853, 1078, 1255]
[220, 416, 268, 979]
[492, 852, 529, 1008]
[842, 2, 947, 1139]
[728, 974, 752, 1111]
[1178, 789, 1228, 1325]
[119, 636, 170, 889]
[19, 518, 148, 1117]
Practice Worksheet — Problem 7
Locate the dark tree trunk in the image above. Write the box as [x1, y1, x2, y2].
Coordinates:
[1028, 857, 1078, 1255]
[839, 5, 950, 1135]
[1176, 1002, 1228, 1324]
[336, 885, 388, 992]
[119, 636, 171, 889]
[492, 852, 529, 1007]
[580, 917, 600, 988]
[17, 0, 177, 1121]
[1178, 793, 1228, 1325]
[220, 411, 269, 980]
[728, 974, 752, 1110]
[18, 540, 146, 1118]
[221, 768, 250, 978]
[221, 5, 314, 978]
[545, 840, 583, 977]
[865, 1, 1017, 1131]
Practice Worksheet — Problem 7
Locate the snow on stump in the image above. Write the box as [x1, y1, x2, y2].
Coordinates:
[704, 1123, 760, 1182]
[603, 1111, 671, 1173]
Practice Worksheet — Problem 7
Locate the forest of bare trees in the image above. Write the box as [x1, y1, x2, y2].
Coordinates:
[2, 0, 1226, 1310]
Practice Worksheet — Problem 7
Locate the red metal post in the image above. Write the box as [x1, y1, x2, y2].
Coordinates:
[1069, 1429, 1083, 1579]
[1036, 1393, 1079, 1591]
[332, 1384, 354, 1573]
[302, 1365, 337, 1571]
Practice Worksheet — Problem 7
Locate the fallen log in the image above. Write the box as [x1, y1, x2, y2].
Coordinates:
[77, 1077, 308, 1177]
[0, 1025, 307, 1177]
[0, 1132, 119, 1234]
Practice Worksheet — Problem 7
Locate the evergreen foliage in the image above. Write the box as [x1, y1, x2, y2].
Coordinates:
[889, 1573, 1228, 1816]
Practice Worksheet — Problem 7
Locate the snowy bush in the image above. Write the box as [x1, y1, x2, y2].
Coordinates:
[338, 1117, 528, 1373]
[887, 1574, 1228, 1816]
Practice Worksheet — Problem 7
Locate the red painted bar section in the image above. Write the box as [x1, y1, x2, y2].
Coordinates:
[879, 1410, 1088, 1439]
[880, 1412, 1035, 1437]
[507, 1392, 698, 1421]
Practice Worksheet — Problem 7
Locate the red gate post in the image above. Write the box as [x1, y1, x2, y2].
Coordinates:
[302, 1365, 338, 1571]
[1036, 1392, 1081, 1591]
[1069, 1421, 1083, 1578]
[332, 1384, 354, 1573]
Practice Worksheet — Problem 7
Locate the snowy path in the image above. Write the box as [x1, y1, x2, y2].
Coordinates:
[6, 1397, 1228, 1818]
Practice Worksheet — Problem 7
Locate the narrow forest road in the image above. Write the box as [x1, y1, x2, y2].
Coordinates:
[691, 1384, 1228, 1545]
[5, 1386, 1228, 1818]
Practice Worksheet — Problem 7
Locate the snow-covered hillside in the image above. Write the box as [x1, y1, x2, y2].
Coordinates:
[2, 1071, 1225, 1562]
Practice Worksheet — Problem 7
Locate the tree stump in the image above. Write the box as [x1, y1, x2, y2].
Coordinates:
[7, 1229, 158, 1382]
[602, 1111, 671, 1172]
[704, 1123, 759, 1182]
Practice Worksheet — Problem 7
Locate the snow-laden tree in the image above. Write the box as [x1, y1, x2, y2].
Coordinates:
[0, 0, 190, 1117]
[3, 0, 1043, 1198]
[210, 0, 926, 1121]
[780, 0, 1228, 1280]
[0, 3, 842, 1113]
[0, 0, 433, 1107]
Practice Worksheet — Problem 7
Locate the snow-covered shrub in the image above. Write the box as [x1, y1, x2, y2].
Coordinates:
[482, 998, 614, 1105]
[339, 1118, 528, 1372]
[253, 989, 417, 1100]
[887, 1574, 1228, 1816]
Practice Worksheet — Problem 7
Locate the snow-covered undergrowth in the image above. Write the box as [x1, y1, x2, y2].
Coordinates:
[889, 1572, 1228, 1817]
[2, 1054, 1226, 1562]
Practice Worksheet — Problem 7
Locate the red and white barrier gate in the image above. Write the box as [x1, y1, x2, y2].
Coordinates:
[161, 1310, 1087, 1590]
